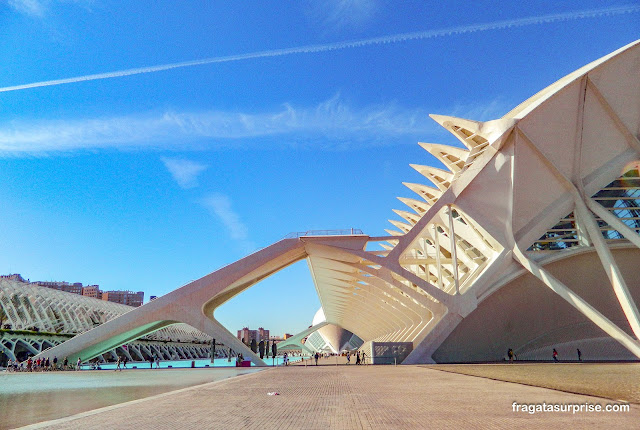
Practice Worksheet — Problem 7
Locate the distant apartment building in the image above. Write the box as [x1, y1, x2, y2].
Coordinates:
[32, 280, 83, 295]
[237, 327, 270, 345]
[69, 283, 83, 295]
[101, 290, 144, 307]
[2, 273, 145, 306]
[283, 333, 293, 340]
[82, 285, 102, 299]
[0, 274, 27, 283]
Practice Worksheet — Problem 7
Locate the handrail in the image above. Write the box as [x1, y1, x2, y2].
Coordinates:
[283, 229, 364, 239]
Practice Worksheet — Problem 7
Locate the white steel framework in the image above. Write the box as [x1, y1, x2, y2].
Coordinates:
[0, 280, 212, 364]
[31, 40, 640, 364]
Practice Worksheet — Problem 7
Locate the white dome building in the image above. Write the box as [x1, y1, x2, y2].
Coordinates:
[303, 308, 363, 354]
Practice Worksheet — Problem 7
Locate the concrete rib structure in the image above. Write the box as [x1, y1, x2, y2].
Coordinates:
[35, 40, 640, 365]
[0, 279, 212, 364]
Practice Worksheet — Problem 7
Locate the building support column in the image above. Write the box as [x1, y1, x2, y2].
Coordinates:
[512, 246, 640, 358]
[586, 197, 640, 249]
[433, 224, 444, 290]
[447, 206, 460, 295]
[574, 198, 640, 339]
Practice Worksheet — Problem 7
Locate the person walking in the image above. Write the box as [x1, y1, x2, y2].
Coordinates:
[76, 357, 81, 370]
[63, 357, 68, 370]
[577, 348, 582, 361]
[356, 351, 361, 365]
[123, 356, 128, 369]
[508, 348, 514, 363]
[346, 351, 350, 364]
[361, 351, 366, 365]
[115, 356, 122, 371]
[552, 348, 559, 362]
[314, 352, 319, 365]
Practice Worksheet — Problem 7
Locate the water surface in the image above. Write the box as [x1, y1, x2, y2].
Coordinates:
[81, 356, 301, 370]
[0, 367, 262, 429]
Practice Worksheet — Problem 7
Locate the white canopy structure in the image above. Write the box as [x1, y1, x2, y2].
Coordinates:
[34, 40, 640, 364]
[0, 279, 212, 364]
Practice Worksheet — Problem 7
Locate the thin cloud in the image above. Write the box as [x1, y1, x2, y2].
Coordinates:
[161, 157, 208, 189]
[0, 95, 438, 155]
[1, 5, 638, 93]
[200, 193, 255, 252]
[449, 98, 513, 122]
[7, 0, 92, 18]
[308, 0, 379, 32]
[8, 0, 46, 17]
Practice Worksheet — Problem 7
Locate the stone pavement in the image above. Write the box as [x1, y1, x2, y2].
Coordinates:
[290, 354, 351, 365]
[425, 363, 640, 404]
[24, 365, 639, 429]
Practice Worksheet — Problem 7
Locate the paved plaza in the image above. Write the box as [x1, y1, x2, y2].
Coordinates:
[425, 363, 640, 404]
[19, 364, 639, 429]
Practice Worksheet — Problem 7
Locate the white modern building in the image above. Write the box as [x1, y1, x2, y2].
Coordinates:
[0, 279, 212, 365]
[277, 308, 363, 354]
[32, 40, 640, 365]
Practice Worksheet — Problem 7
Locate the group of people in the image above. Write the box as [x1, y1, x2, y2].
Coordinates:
[506, 348, 584, 362]
[552, 348, 582, 362]
[235, 353, 244, 366]
[114, 355, 131, 370]
[5, 355, 78, 372]
[345, 350, 366, 365]
[303, 350, 367, 365]
[5, 354, 167, 372]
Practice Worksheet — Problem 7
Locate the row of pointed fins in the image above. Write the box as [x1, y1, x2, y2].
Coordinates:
[384, 114, 492, 246]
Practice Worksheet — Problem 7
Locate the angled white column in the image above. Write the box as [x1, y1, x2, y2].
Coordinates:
[432, 223, 444, 290]
[586, 197, 640, 249]
[447, 206, 460, 295]
[512, 246, 640, 358]
[574, 198, 640, 339]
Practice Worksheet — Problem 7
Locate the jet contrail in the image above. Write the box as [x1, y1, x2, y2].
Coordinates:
[1, 5, 638, 93]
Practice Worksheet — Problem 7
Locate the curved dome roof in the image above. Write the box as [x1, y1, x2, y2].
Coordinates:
[505, 39, 640, 119]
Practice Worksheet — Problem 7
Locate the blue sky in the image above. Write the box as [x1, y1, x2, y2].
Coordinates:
[1, 1, 638, 336]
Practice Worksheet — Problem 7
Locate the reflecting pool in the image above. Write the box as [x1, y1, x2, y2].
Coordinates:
[0, 367, 263, 429]
[80, 356, 302, 370]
